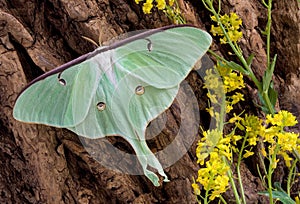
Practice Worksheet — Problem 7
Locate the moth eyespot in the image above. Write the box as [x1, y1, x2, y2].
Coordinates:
[97, 102, 106, 111]
[135, 85, 145, 95]
[58, 78, 66, 86]
[57, 72, 66, 86]
[145, 38, 152, 52]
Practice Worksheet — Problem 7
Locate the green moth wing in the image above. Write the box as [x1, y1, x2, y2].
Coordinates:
[13, 25, 212, 186]
[13, 60, 101, 127]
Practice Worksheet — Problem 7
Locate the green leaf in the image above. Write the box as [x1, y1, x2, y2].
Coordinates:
[246, 53, 255, 67]
[259, 191, 295, 204]
[257, 85, 278, 114]
[268, 82, 278, 108]
[258, 92, 270, 114]
[262, 54, 277, 92]
[259, 182, 295, 204]
[226, 61, 249, 75]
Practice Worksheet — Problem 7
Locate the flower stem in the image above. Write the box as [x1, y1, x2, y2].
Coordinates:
[224, 158, 241, 204]
[267, 144, 280, 204]
[237, 134, 248, 204]
[287, 158, 298, 196]
[219, 195, 227, 204]
[263, 0, 272, 68]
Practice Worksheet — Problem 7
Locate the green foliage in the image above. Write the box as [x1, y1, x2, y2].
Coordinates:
[192, 0, 300, 203]
[259, 182, 297, 204]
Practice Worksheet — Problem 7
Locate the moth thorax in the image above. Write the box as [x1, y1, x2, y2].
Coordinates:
[135, 85, 145, 95]
[97, 102, 106, 111]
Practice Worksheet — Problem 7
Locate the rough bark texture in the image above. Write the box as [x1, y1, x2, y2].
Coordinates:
[0, 0, 299, 203]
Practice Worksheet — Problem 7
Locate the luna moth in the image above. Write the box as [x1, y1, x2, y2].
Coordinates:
[13, 25, 212, 186]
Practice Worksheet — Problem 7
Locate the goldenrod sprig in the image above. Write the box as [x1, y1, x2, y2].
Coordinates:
[134, 0, 185, 24]
[258, 110, 299, 203]
[202, 0, 278, 115]
[195, 63, 246, 203]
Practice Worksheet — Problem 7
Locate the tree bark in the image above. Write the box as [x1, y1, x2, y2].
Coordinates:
[0, 0, 299, 203]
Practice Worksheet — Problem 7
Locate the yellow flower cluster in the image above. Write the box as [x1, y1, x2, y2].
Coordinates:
[135, 0, 183, 23]
[193, 151, 230, 200]
[194, 128, 246, 200]
[195, 60, 299, 201]
[214, 62, 245, 94]
[266, 110, 298, 127]
[231, 110, 299, 166]
[196, 127, 247, 164]
[240, 115, 264, 146]
[196, 129, 223, 164]
[220, 64, 245, 113]
[263, 111, 299, 167]
[204, 62, 245, 117]
[211, 13, 243, 44]
[223, 72, 245, 93]
[135, 0, 174, 14]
